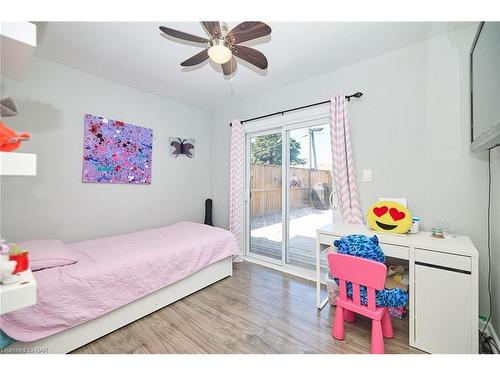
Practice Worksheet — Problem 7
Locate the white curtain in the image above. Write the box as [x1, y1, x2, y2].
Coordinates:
[229, 119, 245, 261]
[330, 94, 363, 224]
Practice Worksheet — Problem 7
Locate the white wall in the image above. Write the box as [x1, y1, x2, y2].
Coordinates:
[1, 57, 211, 243]
[490, 147, 500, 336]
[209, 25, 493, 316]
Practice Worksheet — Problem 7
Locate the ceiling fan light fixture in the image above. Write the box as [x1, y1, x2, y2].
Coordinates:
[207, 39, 232, 64]
[159, 21, 271, 75]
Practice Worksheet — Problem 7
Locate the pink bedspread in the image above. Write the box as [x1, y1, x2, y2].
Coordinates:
[0, 222, 237, 342]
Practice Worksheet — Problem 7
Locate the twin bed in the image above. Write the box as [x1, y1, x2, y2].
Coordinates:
[0, 221, 237, 353]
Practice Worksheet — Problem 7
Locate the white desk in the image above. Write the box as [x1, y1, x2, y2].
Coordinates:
[316, 222, 479, 354]
[0, 269, 37, 314]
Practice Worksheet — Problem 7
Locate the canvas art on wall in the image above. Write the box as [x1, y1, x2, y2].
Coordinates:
[169, 137, 195, 158]
[82, 114, 153, 184]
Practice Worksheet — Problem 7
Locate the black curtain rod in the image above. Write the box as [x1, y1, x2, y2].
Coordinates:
[229, 92, 363, 127]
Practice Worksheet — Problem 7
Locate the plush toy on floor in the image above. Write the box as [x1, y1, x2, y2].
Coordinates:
[333, 234, 408, 307]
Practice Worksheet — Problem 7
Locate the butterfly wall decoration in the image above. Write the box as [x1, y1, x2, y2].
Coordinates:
[169, 137, 195, 158]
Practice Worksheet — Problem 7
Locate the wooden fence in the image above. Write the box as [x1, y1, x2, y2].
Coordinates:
[250, 164, 332, 217]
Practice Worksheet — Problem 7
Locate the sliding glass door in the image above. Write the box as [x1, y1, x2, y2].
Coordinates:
[248, 130, 283, 263]
[246, 122, 337, 276]
[286, 126, 333, 271]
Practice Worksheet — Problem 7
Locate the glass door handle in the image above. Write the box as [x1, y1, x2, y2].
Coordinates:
[329, 191, 338, 209]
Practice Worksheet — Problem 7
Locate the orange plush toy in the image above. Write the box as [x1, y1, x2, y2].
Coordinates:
[1, 96, 30, 152]
[0, 121, 30, 152]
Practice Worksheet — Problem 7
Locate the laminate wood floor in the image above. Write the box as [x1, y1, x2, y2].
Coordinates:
[73, 261, 422, 354]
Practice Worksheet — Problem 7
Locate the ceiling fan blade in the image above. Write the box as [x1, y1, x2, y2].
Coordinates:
[159, 26, 209, 44]
[180, 49, 209, 67]
[231, 45, 268, 70]
[222, 57, 237, 76]
[226, 22, 272, 45]
[201, 22, 222, 38]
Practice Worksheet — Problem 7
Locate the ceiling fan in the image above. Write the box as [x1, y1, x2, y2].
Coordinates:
[159, 21, 271, 76]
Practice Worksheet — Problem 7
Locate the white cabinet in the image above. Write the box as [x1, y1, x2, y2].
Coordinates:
[414, 261, 473, 353]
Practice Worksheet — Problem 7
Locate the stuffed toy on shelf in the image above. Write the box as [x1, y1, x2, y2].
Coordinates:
[0, 97, 31, 152]
[0, 239, 20, 285]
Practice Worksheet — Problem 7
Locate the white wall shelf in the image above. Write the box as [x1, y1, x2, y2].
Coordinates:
[0, 152, 37, 176]
[0, 269, 37, 315]
[0, 22, 37, 80]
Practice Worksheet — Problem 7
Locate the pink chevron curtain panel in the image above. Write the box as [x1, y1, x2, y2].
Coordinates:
[229, 119, 245, 261]
[330, 94, 363, 224]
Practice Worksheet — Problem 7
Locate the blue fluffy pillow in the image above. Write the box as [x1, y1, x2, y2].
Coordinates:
[332, 234, 408, 308]
[333, 234, 385, 263]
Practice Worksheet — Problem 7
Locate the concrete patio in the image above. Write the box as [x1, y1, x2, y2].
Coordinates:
[250, 207, 332, 270]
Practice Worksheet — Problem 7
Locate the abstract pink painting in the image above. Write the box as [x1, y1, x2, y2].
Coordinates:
[82, 114, 153, 184]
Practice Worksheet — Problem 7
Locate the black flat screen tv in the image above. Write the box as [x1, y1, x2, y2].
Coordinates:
[470, 22, 500, 152]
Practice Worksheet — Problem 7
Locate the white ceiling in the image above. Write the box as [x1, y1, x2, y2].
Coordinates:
[34, 22, 472, 110]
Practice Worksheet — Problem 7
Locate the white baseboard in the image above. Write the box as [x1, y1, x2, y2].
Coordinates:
[479, 319, 500, 354]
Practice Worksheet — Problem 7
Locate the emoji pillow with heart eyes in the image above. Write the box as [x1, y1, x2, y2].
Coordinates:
[367, 201, 412, 234]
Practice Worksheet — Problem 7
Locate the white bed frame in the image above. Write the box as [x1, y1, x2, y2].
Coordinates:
[6, 256, 233, 354]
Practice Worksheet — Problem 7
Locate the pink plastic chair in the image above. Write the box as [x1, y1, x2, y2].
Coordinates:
[327, 253, 394, 354]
